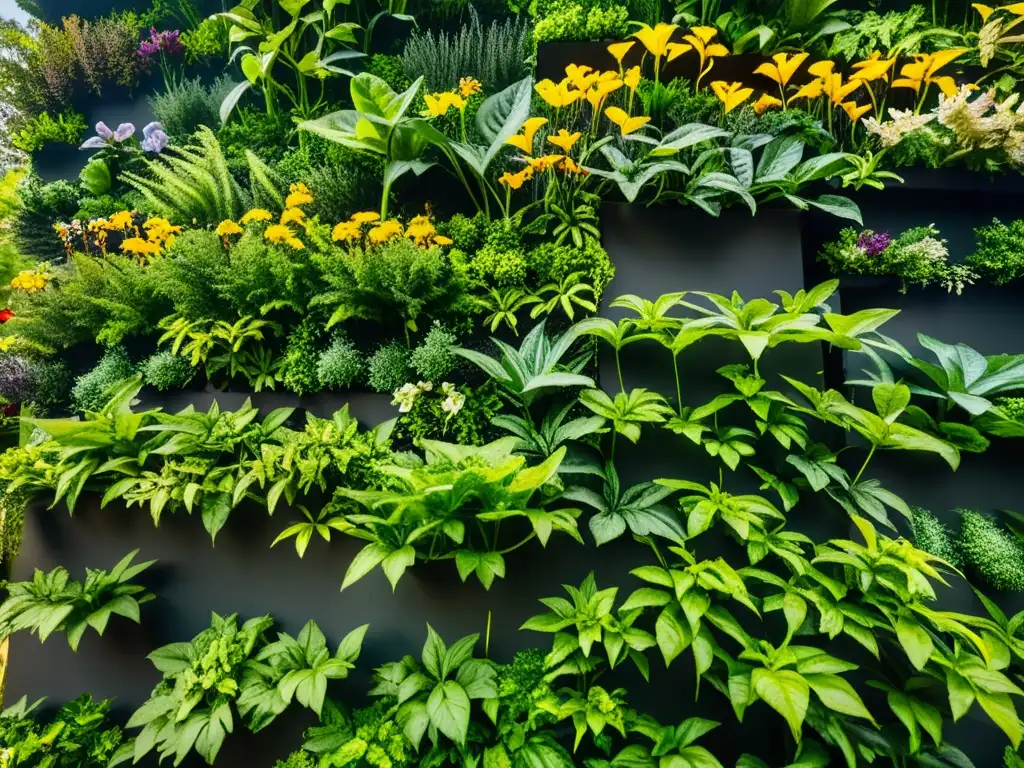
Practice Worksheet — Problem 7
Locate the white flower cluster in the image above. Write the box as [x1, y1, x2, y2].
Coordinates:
[937, 86, 1024, 165]
[392, 380, 465, 421]
[863, 108, 936, 147]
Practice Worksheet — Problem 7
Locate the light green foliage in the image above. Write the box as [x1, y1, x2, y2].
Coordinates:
[29, 359, 72, 415]
[141, 350, 196, 392]
[468, 219, 527, 286]
[827, 6, 934, 61]
[411, 322, 458, 381]
[148, 230, 230, 320]
[910, 506, 961, 567]
[181, 16, 229, 64]
[997, 397, 1024, 423]
[1007, 747, 1024, 768]
[337, 438, 578, 590]
[317, 336, 363, 391]
[966, 218, 1024, 285]
[0, 485, 27, 568]
[0, 694, 124, 767]
[275, 750, 317, 768]
[958, 509, 1024, 591]
[367, 342, 411, 393]
[281, 319, 324, 396]
[439, 212, 487, 252]
[311, 239, 472, 335]
[11, 175, 79, 262]
[395, 381, 503, 445]
[367, 54, 411, 93]
[71, 346, 136, 413]
[149, 76, 235, 138]
[122, 126, 249, 225]
[0, 549, 155, 650]
[125, 613, 367, 765]
[401, 10, 532, 92]
[11, 110, 87, 152]
[533, 0, 629, 42]
[527, 240, 615, 297]
[216, 231, 312, 318]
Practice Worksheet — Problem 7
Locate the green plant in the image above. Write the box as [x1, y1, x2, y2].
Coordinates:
[0, 694, 125, 767]
[0, 549, 155, 650]
[317, 336, 363, 391]
[910, 506, 962, 567]
[367, 342, 411, 393]
[120, 612, 367, 765]
[411, 322, 458, 381]
[71, 346, 136, 413]
[532, 0, 630, 43]
[401, 9, 531, 92]
[180, 16, 229, 64]
[958, 509, 1024, 591]
[966, 217, 1024, 286]
[11, 110, 87, 153]
[281, 318, 323, 396]
[527, 240, 616, 299]
[396, 380, 503, 444]
[63, 13, 144, 95]
[530, 272, 598, 321]
[142, 350, 196, 392]
[336, 437, 580, 590]
[150, 76, 236, 139]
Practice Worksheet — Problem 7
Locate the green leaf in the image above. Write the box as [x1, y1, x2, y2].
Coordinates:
[426, 680, 471, 745]
[751, 668, 809, 742]
[340, 543, 390, 591]
[872, 383, 910, 424]
[381, 545, 415, 590]
[896, 616, 933, 671]
[804, 673, 875, 724]
[201, 492, 233, 544]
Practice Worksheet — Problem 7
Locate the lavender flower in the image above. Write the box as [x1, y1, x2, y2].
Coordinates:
[80, 122, 136, 150]
[0, 356, 36, 403]
[141, 122, 169, 153]
[139, 28, 184, 57]
[856, 230, 892, 257]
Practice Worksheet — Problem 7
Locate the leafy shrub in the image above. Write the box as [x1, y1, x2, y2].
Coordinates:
[216, 231, 313, 318]
[181, 16, 229, 64]
[0, 355, 34, 403]
[367, 54, 411, 92]
[71, 346, 135, 412]
[395, 380, 502, 444]
[281, 318, 322, 396]
[74, 193, 139, 221]
[533, 0, 629, 43]
[11, 174, 79, 262]
[30, 359, 72, 414]
[910, 506, 961, 567]
[439, 212, 487, 252]
[828, 6, 930, 62]
[11, 110, 87, 153]
[142, 350, 195, 391]
[0, 694, 124, 766]
[63, 13, 143, 95]
[997, 397, 1024, 422]
[275, 751, 317, 768]
[958, 509, 1024, 591]
[150, 76, 235, 139]
[401, 8, 532, 92]
[317, 336, 363, 390]
[411, 322, 458, 381]
[218, 107, 292, 167]
[149, 230, 230, 320]
[367, 342, 410, 393]
[35, 22, 78, 109]
[304, 154, 388, 224]
[527, 239, 615, 296]
[965, 218, 1024, 285]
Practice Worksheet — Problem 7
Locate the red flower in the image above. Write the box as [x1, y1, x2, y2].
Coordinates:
[0, 309, 15, 323]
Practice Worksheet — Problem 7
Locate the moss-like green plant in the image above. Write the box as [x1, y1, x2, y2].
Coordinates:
[367, 342, 410, 393]
[411, 323, 458, 382]
[317, 336, 363, 391]
[910, 506, 961, 567]
[142, 351, 196, 392]
[1006, 746, 1024, 768]
[958, 509, 1024, 591]
[281, 319, 322, 396]
[966, 218, 1024, 285]
[71, 347, 136, 413]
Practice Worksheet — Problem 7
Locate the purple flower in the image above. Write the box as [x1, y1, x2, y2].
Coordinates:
[856, 230, 891, 256]
[113, 123, 135, 141]
[95, 122, 114, 139]
[162, 30, 183, 55]
[141, 122, 169, 153]
[0, 356, 35, 403]
[140, 28, 183, 57]
[139, 39, 160, 56]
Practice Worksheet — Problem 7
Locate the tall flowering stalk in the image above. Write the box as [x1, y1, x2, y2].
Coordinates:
[139, 28, 184, 90]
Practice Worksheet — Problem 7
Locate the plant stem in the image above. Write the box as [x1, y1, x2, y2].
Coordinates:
[673, 353, 683, 416]
[852, 444, 877, 484]
[485, 610, 492, 658]
[498, 532, 536, 554]
[615, 348, 625, 393]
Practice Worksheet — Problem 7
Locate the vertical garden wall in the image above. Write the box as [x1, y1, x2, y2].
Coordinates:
[3, 1, 1024, 767]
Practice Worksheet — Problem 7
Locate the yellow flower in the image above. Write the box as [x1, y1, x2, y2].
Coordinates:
[368, 219, 404, 244]
[528, 154, 566, 171]
[285, 182, 313, 208]
[332, 221, 362, 242]
[498, 170, 530, 190]
[632, 23, 678, 58]
[565, 63, 598, 92]
[604, 106, 651, 136]
[666, 42, 693, 62]
[459, 77, 482, 97]
[586, 77, 623, 113]
[286, 238, 305, 250]
[11, 269, 49, 293]
[547, 129, 583, 152]
[711, 81, 753, 113]
[822, 73, 863, 105]
[265, 224, 297, 244]
[974, 2, 996, 19]
[623, 66, 641, 91]
[560, 157, 589, 176]
[107, 210, 134, 230]
[406, 215, 437, 245]
[790, 79, 824, 101]
[216, 219, 243, 237]
[892, 49, 968, 97]
[755, 52, 808, 88]
[351, 211, 381, 224]
[808, 60, 836, 79]
[506, 117, 549, 155]
[607, 41, 635, 65]
[424, 91, 465, 116]
[280, 207, 306, 226]
[535, 78, 582, 108]
[120, 237, 160, 258]
[1003, 2, 1024, 13]
[850, 52, 896, 82]
[434, 235, 453, 246]
[241, 209, 273, 224]
[753, 93, 783, 114]
[840, 101, 872, 122]
[683, 26, 729, 88]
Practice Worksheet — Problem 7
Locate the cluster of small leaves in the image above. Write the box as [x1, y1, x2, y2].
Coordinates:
[965, 218, 1024, 286]
[910, 506, 962, 568]
[957, 509, 1024, 592]
[0, 694, 125, 767]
